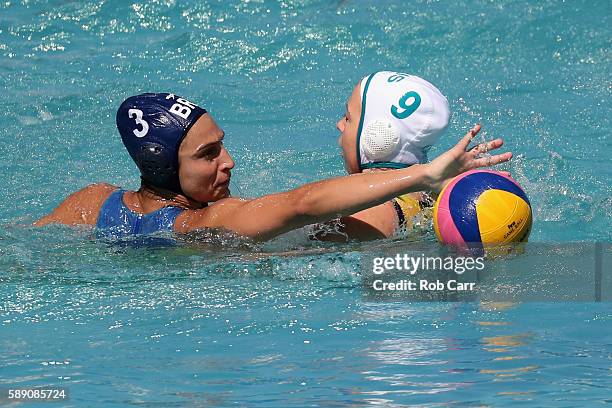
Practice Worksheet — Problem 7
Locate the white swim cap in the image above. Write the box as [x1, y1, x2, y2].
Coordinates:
[357, 71, 451, 170]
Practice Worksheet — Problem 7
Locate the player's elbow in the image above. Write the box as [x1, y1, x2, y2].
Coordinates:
[293, 186, 320, 220]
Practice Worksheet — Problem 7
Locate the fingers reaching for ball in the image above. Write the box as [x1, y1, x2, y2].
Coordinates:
[470, 138, 504, 155]
[457, 124, 481, 151]
[474, 151, 513, 168]
[466, 134, 512, 169]
[426, 124, 513, 193]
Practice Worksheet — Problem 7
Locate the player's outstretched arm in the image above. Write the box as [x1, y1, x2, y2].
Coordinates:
[188, 125, 511, 241]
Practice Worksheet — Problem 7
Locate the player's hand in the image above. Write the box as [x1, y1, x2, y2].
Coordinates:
[425, 124, 512, 192]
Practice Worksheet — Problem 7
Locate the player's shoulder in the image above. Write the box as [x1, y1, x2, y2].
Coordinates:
[74, 183, 118, 200]
[65, 183, 119, 213]
[73, 183, 120, 217]
[174, 197, 249, 233]
[34, 183, 119, 226]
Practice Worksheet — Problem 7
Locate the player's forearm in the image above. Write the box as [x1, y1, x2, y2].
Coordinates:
[293, 164, 430, 222]
[225, 165, 430, 241]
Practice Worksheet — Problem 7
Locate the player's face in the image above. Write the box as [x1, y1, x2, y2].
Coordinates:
[178, 114, 235, 203]
[336, 83, 362, 174]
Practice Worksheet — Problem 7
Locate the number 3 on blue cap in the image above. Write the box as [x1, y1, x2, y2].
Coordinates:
[128, 108, 149, 138]
[391, 91, 421, 120]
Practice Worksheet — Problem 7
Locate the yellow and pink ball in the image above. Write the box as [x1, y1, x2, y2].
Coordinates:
[433, 170, 532, 249]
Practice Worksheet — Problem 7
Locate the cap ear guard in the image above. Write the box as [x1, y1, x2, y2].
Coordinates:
[361, 120, 400, 161]
[134, 142, 181, 193]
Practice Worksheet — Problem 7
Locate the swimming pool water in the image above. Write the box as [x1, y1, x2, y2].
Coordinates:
[1, 0, 611, 406]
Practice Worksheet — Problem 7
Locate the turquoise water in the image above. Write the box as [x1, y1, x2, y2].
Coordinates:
[1, 0, 611, 406]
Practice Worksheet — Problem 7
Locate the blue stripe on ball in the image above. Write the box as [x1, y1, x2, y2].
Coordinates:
[449, 172, 530, 243]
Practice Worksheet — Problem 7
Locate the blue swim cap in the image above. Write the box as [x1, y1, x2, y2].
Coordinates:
[116, 93, 207, 194]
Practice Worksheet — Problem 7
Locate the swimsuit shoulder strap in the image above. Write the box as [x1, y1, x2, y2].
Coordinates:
[96, 189, 128, 230]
